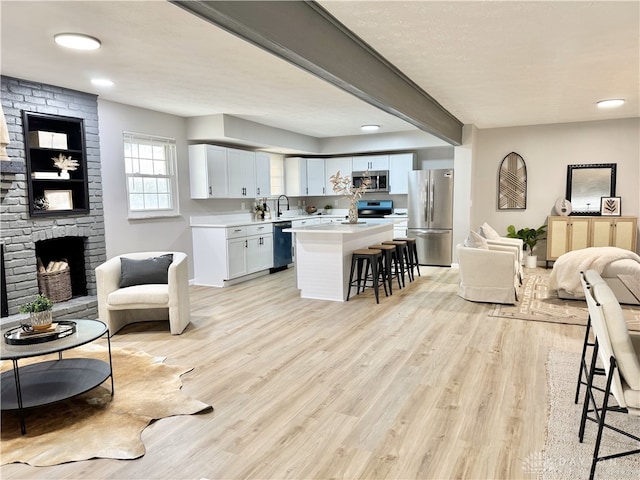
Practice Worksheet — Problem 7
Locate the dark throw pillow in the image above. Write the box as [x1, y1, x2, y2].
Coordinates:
[119, 254, 173, 288]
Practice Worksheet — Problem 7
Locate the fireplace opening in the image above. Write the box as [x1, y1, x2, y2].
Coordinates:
[35, 237, 88, 298]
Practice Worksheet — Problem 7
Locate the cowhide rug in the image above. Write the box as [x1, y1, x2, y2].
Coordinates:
[0, 344, 213, 466]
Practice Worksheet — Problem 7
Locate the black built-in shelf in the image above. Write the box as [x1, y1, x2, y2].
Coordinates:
[22, 112, 89, 217]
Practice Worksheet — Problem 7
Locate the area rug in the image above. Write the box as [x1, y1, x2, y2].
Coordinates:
[525, 350, 639, 480]
[489, 269, 640, 330]
[0, 344, 213, 466]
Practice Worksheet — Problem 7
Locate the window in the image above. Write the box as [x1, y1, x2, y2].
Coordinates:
[123, 132, 179, 219]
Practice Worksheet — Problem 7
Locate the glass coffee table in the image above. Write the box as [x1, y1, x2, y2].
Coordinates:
[0, 319, 113, 434]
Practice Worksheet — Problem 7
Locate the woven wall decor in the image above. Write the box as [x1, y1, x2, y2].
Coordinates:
[498, 152, 527, 209]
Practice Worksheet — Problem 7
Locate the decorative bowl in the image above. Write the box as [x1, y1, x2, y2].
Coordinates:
[305, 206, 317, 214]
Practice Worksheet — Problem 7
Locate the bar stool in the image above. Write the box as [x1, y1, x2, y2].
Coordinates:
[346, 249, 387, 304]
[368, 244, 401, 294]
[393, 237, 421, 279]
[382, 240, 411, 287]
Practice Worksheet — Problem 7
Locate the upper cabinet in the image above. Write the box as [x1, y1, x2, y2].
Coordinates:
[255, 152, 271, 197]
[388, 153, 415, 194]
[188, 144, 228, 198]
[306, 158, 326, 195]
[188, 145, 270, 199]
[22, 112, 89, 217]
[227, 148, 256, 198]
[352, 155, 389, 171]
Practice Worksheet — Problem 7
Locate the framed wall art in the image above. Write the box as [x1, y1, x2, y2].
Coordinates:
[498, 152, 527, 209]
[44, 190, 73, 210]
[600, 196, 621, 216]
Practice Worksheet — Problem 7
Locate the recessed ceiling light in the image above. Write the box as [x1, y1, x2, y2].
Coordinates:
[54, 33, 101, 50]
[361, 124, 380, 132]
[91, 78, 114, 87]
[597, 99, 625, 108]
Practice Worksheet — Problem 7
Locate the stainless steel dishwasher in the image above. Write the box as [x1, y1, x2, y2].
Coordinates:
[270, 221, 292, 273]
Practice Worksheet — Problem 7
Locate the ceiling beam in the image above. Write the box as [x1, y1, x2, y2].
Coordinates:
[171, 0, 463, 145]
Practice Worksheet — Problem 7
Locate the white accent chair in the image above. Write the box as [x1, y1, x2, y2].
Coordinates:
[96, 251, 190, 336]
[578, 270, 640, 479]
[456, 243, 519, 305]
[478, 222, 525, 282]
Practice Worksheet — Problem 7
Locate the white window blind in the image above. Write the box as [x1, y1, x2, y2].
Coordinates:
[123, 132, 179, 219]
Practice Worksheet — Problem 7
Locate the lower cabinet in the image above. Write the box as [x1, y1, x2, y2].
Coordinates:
[192, 223, 273, 287]
[546, 215, 637, 264]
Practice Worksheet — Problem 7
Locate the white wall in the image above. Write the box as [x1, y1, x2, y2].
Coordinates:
[471, 117, 640, 254]
[98, 100, 222, 276]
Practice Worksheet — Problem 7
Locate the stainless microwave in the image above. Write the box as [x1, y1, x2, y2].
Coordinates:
[352, 170, 389, 192]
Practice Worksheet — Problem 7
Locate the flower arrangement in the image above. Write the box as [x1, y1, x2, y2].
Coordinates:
[51, 153, 79, 172]
[329, 170, 370, 223]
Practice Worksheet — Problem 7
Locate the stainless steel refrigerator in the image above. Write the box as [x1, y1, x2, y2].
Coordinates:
[407, 169, 454, 266]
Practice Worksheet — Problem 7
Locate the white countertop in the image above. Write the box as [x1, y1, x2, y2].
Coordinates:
[284, 219, 397, 234]
[190, 213, 345, 228]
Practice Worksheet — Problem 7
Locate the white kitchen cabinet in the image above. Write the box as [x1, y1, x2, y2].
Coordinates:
[188, 144, 228, 198]
[227, 236, 248, 279]
[247, 226, 273, 273]
[227, 148, 257, 198]
[291, 218, 321, 228]
[325, 157, 352, 195]
[306, 158, 326, 195]
[255, 152, 271, 197]
[388, 153, 414, 194]
[192, 223, 273, 287]
[352, 155, 389, 171]
[285, 157, 326, 196]
[285, 157, 307, 196]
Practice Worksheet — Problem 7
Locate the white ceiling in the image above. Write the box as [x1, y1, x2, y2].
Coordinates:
[1, 1, 638, 143]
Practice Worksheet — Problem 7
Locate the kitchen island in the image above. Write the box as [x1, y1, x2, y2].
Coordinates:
[284, 220, 394, 302]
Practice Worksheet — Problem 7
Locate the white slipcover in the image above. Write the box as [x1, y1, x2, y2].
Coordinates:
[456, 243, 519, 305]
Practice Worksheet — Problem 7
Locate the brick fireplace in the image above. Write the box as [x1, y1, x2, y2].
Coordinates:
[1, 76, 106, 323]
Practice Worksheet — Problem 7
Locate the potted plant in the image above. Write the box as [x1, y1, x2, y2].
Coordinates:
[323, 204, 333, 215]
[506, 224, 547, 268]
[19, 293, 54, 331]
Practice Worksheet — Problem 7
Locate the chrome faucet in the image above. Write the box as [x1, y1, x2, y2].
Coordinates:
[276, 194, 290, 217]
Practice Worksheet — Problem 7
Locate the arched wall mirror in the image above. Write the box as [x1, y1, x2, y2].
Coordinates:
[566, 163, 616, 215]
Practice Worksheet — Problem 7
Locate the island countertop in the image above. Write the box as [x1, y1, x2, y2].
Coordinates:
[283, 219, 397, 234]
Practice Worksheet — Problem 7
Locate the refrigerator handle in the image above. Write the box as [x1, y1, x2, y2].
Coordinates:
[430, 179, 435, 222]
[424, 181, 430, 223]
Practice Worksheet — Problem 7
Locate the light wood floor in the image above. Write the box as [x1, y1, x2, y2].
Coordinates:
[1, 267, 585, 480]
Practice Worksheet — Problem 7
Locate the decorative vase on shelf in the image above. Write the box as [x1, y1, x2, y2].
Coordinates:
[59, 169, 70, 179]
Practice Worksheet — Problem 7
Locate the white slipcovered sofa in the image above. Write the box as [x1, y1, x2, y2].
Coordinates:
[550, 247, 640, 305]
[96, 251, 191, 335]
[456, 236, 520, 304]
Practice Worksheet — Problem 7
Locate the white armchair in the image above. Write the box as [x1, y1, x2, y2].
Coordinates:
[456, 243, 519, 304]
[478, 223, 524, 282]
[96, 251, 190, 336]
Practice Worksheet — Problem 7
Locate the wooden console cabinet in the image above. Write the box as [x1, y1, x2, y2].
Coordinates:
[546, 215, 638, 266]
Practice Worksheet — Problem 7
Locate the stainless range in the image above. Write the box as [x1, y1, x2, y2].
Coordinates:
[357, 200, 393, 218]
